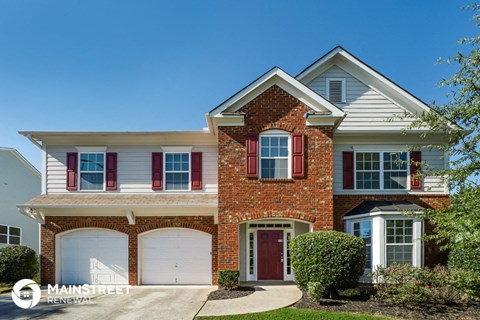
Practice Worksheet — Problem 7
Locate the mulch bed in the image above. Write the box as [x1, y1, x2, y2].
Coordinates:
[294, 286, 480, 320]
[207, 286, 255, 301]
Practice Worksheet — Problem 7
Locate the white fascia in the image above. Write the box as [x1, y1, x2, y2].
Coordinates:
[209, 67, 344, 118]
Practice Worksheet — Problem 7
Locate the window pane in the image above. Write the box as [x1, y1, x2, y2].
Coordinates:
[9, 236, 20, 245]
[0, 235, 7, 244]
[9, 227, 20, 236]
[384, 172, 407, 189]
[352, 221, 372, 268]
[165, 173, 189, 190]
[386, 245, 413, 265]
[80, 173, 104, 190]
[261, 159, 287, 178]
[0, 225, 7, 235]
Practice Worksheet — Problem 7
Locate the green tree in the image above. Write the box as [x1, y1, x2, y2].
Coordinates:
[407, 5, 480, 260]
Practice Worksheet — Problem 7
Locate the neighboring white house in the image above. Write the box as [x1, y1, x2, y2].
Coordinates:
[0, 147, 40, 253]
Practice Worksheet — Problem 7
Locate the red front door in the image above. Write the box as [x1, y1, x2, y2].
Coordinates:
[257, 230, 284, 280]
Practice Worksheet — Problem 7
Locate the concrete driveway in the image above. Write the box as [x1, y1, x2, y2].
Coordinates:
[0, 285, 215, 320]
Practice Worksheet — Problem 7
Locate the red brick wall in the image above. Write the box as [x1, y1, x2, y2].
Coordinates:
[334, 194, 450, 267]
[40, 216, 217, 285]
[217, 85, 335, 271]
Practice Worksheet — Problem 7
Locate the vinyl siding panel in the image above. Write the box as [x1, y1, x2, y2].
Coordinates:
[306, 65, 417, 130]
[333, 144, 447, 194]
[46, 146, 218, 194]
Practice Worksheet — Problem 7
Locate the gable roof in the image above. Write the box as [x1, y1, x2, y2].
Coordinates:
[208, 67, 344, 118]
[0, 147, 40, 177]
[296, 46, 434, 117]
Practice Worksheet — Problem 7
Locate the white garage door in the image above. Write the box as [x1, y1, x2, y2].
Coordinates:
[141, 228, 212, 285]
[60, 229, 128, 285]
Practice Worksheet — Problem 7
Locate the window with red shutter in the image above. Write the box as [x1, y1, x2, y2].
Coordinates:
[291, 133, 305, 178]
[152, 152, 163, 190]
[191, 152, 203, 190]
[66, 152, 78, 190]
[343, 151, 354, 189]
[246, 134, 259, 178]
[410, 151, 422, 190]
[106, 153, 117, 190]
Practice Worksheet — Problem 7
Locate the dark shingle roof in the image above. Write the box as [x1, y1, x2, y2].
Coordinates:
[345, 200, 425, 217]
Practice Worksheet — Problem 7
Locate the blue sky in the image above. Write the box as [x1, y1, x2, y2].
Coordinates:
[0, 0, 477, 169]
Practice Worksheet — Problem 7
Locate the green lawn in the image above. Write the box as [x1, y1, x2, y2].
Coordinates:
[197, 308, 393, 320]
[0, 285, 12, 294]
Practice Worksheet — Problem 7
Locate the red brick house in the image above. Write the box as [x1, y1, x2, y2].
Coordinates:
[18, 47, 450, 285]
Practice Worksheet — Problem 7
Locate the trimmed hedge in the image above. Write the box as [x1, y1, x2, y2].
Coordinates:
[289, 231, 366, 297]
[0, 245, 38, 284]
[218, 270, 239, 290]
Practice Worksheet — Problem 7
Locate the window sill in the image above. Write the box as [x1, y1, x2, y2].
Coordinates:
[258, 178, 294, 183]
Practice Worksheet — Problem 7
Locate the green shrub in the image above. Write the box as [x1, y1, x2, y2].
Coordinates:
[289, 231, 366, 297]
[448, 242, 480, 273]
[449, 267, 480, 301]
[372, 264, 426, 304]
[218, 270, 239, 290]
[307, 282, 325, 301]
[372, 264, 469, 304]
[0, 245, 38, 284]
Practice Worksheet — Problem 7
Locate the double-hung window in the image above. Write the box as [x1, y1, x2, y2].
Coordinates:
[355, 151, 408, 190]
[353, 220, 372, 269]
[79, 153, 105, 191]
[165, 153, 190, 190]
[355, 152, 380, 189]
[260, 133, 289, 179]
[386, 219, 414, 265]
[0, 225, 21, 245]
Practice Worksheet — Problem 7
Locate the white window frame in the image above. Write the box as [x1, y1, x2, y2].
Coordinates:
[259, 130, 291, 179]
[350, 219, 373, 272]
[163, 152, 191, 192]
[385, 218, 416, 266]
[326, 78, 346, 103]
[78, 152, 106, 191]
[0, 224, 22, 245]
[354, 151, 410, 191]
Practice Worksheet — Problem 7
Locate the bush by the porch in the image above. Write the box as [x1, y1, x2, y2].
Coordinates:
[218, 270, 239, 290]
[0, 245, 38, 284]
[289, 231, 366, 298]
[372, 264, 480, 304]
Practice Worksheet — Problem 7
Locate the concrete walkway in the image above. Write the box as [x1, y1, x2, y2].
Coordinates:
[197, 283, 303, 317]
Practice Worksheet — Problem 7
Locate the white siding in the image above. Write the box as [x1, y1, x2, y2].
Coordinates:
[46, 146, 218, 194]
[306, 65, 416, 130]
[333, 144, 447, 194]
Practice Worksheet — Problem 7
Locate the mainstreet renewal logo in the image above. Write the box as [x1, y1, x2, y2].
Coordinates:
[12, 279, 131, 309]
[11, 279, 41, 309]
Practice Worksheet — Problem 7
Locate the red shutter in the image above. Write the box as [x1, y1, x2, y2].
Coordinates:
[66, 152, 78, 191]
[246, 134, 259, 178]
[152, 152, 163, 190]
[343, 151, 354, 189]
[291, 133, 305, 178]
[191, 152, 203, 190]
[410, 151, 422, 190]
[106, 152, 117, 190]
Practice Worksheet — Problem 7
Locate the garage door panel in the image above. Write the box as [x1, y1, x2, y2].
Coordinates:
[140, 228, 212, 285]
[60, 229, 128, 285]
